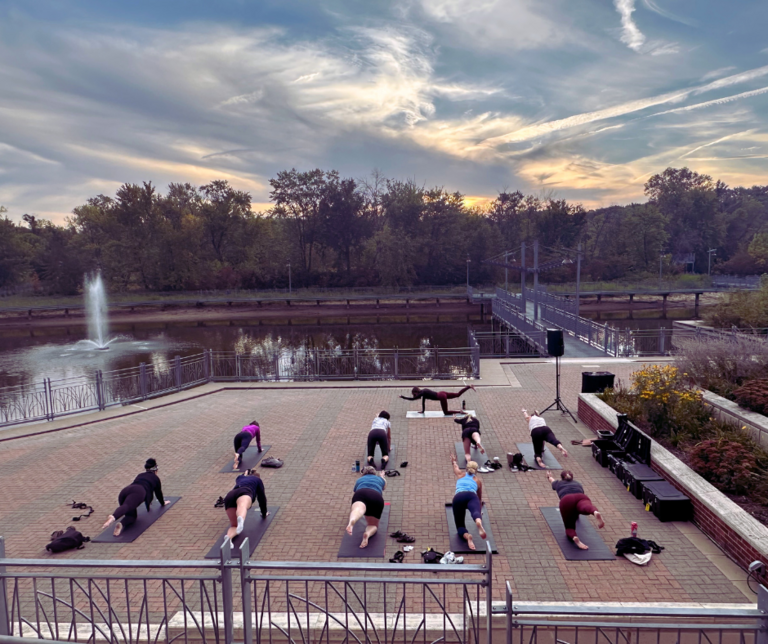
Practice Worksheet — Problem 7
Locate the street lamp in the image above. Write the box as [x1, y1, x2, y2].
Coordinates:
[466, 255, 471, 290]
[707, 248, 717, 276]
[287, 261, 292, 295]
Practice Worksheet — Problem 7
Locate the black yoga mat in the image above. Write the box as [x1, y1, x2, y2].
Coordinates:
[454, 442, 486, 469]
[516, 443, 562, 470]
[445, 503, 497, 554]
[337, 504, 390, 558]
[363, 445, 396, 471]
[219, 445, 271, 473]
[92, 497, 182, 543]
[205, 506, 280, 558]
[540, 507, 614, 561]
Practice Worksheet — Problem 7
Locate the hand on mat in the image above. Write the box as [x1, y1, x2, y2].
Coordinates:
[450, 453, 457, 463]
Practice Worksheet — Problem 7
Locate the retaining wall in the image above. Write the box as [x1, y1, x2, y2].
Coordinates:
[578, 393, 768, 586]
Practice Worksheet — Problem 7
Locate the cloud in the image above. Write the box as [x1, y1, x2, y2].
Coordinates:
[641, 0, 697, 27]
[614, 0, 646, 52]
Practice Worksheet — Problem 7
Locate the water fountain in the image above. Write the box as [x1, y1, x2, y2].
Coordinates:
[82, 271, 112, 350]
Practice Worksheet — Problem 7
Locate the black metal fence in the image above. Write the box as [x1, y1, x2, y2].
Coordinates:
[0, 347, 480, 428]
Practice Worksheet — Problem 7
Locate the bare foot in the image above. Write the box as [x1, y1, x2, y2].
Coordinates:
[573, 537, 589, 550]
[594, 511, 605, 529]
[346, 523, 354, 536]
[476, 521, 487, 540]
[233, 455, 240, 470]
[536, 458, 545, 468]
[469, 384, 476, 391]
[112, 522, 123, 537]
[464, 534, 476, 550]
[359, 533, 370, 548]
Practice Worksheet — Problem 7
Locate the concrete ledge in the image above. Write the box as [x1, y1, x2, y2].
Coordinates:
[578, 393, 768, 585]
[701, 389, 768, 448]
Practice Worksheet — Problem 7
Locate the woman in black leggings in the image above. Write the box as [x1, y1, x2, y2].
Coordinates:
[400, 385, 475, 415]
[454, 412, 485, 465]
[367, 411, 391, 468]
[523, 408, 568, 468]
[223, 469, 269, 545]
[450, 454, 487, 551]
[102, 458, 170, 537]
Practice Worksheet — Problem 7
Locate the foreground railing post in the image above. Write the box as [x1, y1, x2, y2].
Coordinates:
[0, 537, 8, 637]
[505, 581, 513, 644]
[220, 538, 235, 644]
[485, 541, 492, 644]
[758, 583, 768, 644]
[239, 539, 253, 644]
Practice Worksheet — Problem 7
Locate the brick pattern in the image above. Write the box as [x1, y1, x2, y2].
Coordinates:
[578, 393, 768, 587]
[0, 363, 748, 607]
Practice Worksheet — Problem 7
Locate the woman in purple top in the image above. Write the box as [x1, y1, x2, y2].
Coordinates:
[233, 420, 262, 470]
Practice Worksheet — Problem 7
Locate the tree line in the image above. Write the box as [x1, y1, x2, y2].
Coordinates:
[2, 167, 768, 295]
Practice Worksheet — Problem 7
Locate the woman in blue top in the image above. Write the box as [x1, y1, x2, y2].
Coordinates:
[346, 466, 387, 548]
[450, 454, 487, 551]
[223, 469, 269, 545]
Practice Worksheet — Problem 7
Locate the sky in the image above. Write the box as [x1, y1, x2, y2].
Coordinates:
[1, 0, 768, 223]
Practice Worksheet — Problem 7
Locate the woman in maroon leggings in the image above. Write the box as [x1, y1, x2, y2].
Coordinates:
[400, 385, 474, 415]
[546, 470, 604, 550]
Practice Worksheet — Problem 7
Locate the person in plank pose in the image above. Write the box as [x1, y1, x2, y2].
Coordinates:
[522, 408, 568, 468]
[450, 453, 487, 551]
[223, 469, 269, 545]
[401, 385, 475, 415]
[233, 420, 262, 470]
[346, 466, 387, 548]
[546, 470, 604, 550]
[454, 412, 486, 465]
[367, 411, 391, 469]
[101, 458, 170, 537]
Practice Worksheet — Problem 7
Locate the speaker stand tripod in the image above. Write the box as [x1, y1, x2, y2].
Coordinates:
[541, 355, 577, 423]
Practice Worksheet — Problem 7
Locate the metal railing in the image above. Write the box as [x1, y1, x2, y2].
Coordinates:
[502, 582, 767, 644]
[0, 347, 479, 429]
[490, 300, 548, 355]
[0, 537, 492, 644]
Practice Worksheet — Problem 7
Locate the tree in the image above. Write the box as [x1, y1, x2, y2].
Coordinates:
[318, 177, 369, 278]
[623, 204, 669, 271]
[199, 180, 252, 265]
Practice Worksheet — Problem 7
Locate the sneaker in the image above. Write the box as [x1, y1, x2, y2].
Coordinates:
[455, 556, 464, 564]
[236, 516, 245, 535]
[440, 551, 457, 564]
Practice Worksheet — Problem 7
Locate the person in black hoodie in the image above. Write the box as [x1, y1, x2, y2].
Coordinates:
[223, 469, 269, 545]
[101, 458, 170, 537]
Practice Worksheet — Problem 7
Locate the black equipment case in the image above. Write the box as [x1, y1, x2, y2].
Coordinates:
[642, 480, 692, 522]
[591, 416, 633, 467]
[621, 463, 664, 499]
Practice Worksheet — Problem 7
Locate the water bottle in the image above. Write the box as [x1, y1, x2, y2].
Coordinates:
[355, 460, 360, 472]
[352, 462, 356, 473]
[462, 400, 466, 410]
[631, 521, 638, 538]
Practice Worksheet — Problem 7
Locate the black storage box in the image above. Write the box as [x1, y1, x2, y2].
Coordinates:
[582, 371, 616, 393]
[597, 430, 614, 439]
[591, 419, 633, 467]
[607, 453, 630, 478]
[622, 463, 664, 499]
[642, 480, 692, 522]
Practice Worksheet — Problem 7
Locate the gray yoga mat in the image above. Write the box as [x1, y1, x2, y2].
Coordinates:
[454, 442, 486, 469]
[92, 496, 182, 543]
[205, 506, 279, 558]
[540, 507, 614, 561]
[337, 504, 390, 558]
[363, 445, 396, 471]
[445, 503, 497, 554]
[406, 410, 476, 418]
[220, 445, 271, 473]
[516, 443, 562, 470]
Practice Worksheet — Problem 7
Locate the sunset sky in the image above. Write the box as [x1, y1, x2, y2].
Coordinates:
[1, 0, 768, 223]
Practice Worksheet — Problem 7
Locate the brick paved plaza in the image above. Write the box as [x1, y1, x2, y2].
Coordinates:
[0, 359, 751, 604]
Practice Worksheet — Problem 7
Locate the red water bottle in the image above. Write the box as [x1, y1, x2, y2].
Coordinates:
[631, 521, 638, 538]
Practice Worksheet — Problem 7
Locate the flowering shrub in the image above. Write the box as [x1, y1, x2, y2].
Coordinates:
[689, 439, 758, 495]
[732, 379, 768, 416]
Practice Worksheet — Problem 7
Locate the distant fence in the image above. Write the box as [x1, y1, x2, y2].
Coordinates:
[0, 347, 480, 428]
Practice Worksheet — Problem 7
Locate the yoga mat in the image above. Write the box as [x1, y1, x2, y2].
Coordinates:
[363, 445, 396, 471]
[92, 497, 182, 543]
[454, 442, 486, 469]
[337, 504, 390, 558]
[220, 445, 271, 473]
[445, 503, 497, 554]
[516, 443, 562, 470]
[205, 506, 280, 558]
[540, 507, 614, 561]
[406, 410, 475, 418]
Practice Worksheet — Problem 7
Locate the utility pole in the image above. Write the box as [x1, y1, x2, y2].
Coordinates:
[576, 242, 582, 320]
[708, 248, 717, 276]
[466, 254, 471, 290]
[287, 262, 292, 295]
[659, 253, 663, 282]
[533, 240, 539, 321]
[504, 251, 509, 292]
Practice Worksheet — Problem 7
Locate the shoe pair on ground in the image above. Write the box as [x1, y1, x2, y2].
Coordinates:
[389, 530, 415, 543]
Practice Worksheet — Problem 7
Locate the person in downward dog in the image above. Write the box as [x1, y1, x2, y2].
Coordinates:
[450, 453, 487, 551]
[347, 466, 386, 548]
[367, 411, 392, 468]
[233, 420, 262, 470]
[522, 408, 568, 468]
[454, 412, 485, 464]
[224, 469, 269, 545]
[546, 470, 604, 550]
[400, 385, 475, 415]
[102, 458, 170, 537]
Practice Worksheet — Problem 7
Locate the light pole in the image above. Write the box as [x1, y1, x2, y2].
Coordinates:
[287, 262, 292, 295]
[659, 252, 663, 282]
[708, 248, 717, 276]
[466, 255, 471, 290]
[576, 242, 582, 320]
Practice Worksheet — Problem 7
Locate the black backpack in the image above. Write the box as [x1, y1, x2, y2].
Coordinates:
[508, 453, 532, 472]
[46, 527, 90, 553]
[421, 548, 444, 564]
[260, 457, 284, 468]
